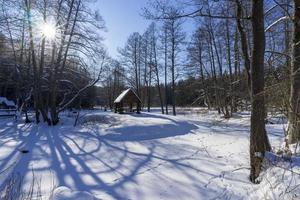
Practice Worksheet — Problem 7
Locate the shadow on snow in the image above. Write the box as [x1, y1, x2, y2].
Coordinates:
[0, 112, 251, 199]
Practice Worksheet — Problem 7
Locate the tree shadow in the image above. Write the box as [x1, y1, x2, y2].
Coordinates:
[128, 112, 178, 123]
[103, 121, 198, 141]
[0, 112, 251, 200]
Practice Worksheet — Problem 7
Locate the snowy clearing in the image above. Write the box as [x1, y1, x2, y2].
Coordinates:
[0, 109, 299, 200]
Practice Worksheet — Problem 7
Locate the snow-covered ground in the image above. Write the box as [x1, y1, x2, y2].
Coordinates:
[0, 109, 299, 200]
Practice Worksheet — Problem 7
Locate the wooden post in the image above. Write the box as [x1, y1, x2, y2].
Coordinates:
[137, 102, 141, 114]
[114, 104, 117, 113]
[119, 102, 124, 114]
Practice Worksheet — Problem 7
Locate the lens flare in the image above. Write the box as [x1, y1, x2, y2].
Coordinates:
[41, 23, 56, 40]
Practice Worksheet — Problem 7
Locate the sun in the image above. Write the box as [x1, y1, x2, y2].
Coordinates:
[41, 23, 56, 40]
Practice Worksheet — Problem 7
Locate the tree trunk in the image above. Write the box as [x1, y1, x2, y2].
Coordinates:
[49, 0, 75, 125]
[249, 0, 271, 183]
[208, 19, 222, 77]
[38, 1, 51, 124]
[236, 0, 251, 92]
[198, 39, 210, 109]
[153, 33, 164, 114]
[207, 32, 219, 113]
[233, 27, 240, 112]
[134, 38, 139, 96]
[226, 18, 234, 116]
[164, 27, 169, 115]
[24, 0, 40, 123]
[147, 51, 152, 112]
[288, 0, 300, 144]
[171, 21, 176, 116]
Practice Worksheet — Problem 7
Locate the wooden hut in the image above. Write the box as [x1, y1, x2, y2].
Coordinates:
[0, 97, 16, 109]
[114, 88, 141, 114]
[0, 97, 16, 117]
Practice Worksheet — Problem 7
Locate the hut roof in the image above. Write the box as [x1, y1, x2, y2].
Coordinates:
[114, 88, 141, 104]
[0, 97, 16, 107]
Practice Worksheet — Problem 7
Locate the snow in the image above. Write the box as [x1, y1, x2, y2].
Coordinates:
[52, 186, 95, 200]
[250, 152, 300, 199]
[0, 108, 299, 199]
[265, 16, 289, 32]
[0, 97, 16, 107]
[114, 88, 131, 103]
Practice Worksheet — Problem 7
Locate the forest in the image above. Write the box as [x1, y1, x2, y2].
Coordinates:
[0, 0, 299, 199]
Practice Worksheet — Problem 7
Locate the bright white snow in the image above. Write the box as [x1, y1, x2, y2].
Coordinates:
[52, 186, 95, 200]
[0, 109, 299, 200]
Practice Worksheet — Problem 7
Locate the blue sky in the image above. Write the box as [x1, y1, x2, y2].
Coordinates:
[96, 0, 150, 58]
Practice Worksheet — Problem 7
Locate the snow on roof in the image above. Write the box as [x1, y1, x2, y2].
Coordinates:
[114, 88, 141, 103]
[0, 97, 16, 107]
[114, 89, 131, 103]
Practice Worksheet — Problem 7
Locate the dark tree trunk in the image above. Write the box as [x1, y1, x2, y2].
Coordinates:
[288, 0, 300, 144]
[236, 0, 251, 92]
[147, 44, 152, 112]
[207, 33, 219, 113]
[171, 21, 176, 116]
[153, 34, 164, 114]
[49, 0, 75, 125]
[198, 40, 210, 109]
[226, 18, 234, 116]
[249, 0, 271, 183]
[38, 1, 51, 125]
[234, 28, 241, 78]
[164, 27, 169, 115]
[147, 62, 152, 112]
[24, 0, 40, 124]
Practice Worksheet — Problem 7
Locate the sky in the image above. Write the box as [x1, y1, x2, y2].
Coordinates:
[96, 0, 150, 58]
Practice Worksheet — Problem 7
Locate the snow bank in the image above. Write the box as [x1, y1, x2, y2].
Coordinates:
[250, 152, 300, 200]
[1, 108, 297, 199]
[51, 186, 96, 200]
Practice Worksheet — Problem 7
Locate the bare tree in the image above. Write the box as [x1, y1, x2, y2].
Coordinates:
[162, 7, 185, 116]
[288, 0, 300, 144]
[148, 22, 164, 114]
[249, 0, 271, 182]
[119, 32, 142, 97]
[161, 21, 169, 114]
